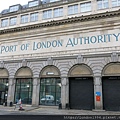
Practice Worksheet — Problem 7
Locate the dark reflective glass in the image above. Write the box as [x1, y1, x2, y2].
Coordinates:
[40, 78, 61, 106]
[14, 78, 33, 104]
[0, 79, 8, 105]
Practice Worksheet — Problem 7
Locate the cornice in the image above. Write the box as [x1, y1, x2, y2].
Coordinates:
[0, 9, 120, 35]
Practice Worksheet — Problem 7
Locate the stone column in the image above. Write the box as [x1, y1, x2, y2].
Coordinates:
[17, 14, 20, 25]
[92, 0, 97, 13]
[7, 77, 15, 106]
[39, 11, 42, 22]
[32, 77, 40, 107]
[61, 77, 69, 109]
[63, 5, 68, 19]
[94, 76, 103, 110]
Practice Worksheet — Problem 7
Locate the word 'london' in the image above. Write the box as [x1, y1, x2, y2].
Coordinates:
[0, 33, 119, 54]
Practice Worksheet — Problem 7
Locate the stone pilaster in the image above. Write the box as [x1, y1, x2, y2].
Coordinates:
[94, 76, 103, 110]
[61, 77, 69, 109]
[7, 77, 15, 106]
[32, 77, 40, 107]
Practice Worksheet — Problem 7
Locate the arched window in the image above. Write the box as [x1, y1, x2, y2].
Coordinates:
[14, 67, 33, 104]
[39, 66, 61, 106]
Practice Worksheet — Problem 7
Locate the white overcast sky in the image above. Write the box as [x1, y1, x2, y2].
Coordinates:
[0, 0, 30, 12]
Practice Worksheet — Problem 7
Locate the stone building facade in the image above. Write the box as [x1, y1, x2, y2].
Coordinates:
[0, 0, 120, 111]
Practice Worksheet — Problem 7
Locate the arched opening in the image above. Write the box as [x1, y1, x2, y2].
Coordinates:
[102, 63, 120, 111]
[39, 66, 61, 106]
[68, 64, 94, 110]
[0, 68, 9, 105]
[14, 67, 33, 104]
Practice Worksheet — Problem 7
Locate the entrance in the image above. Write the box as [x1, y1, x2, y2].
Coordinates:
[102, 76, 120, 111]
[40, 78, 61, 106]
[0, 91, 7, 105]
[0, 79, 8, 105]
[14, 67, 33, 104]
[39, 66, 61, 106]
[0, 69, 9, 105]
[68, 64, 94, 110]
[102, 63, 120, 111]
[69, 77, 94, 110]
[15, 78, 33, 104]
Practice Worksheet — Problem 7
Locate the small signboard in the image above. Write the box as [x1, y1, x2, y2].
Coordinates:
[96, 96, 100, 101]
[96, 92, 101, 96]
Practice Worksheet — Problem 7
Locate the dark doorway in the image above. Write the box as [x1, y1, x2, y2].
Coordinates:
[102, 76, 120, 111]
[0, 91, 7, 105]
[0, 79, 8, 105]
[69, 77, 94, 110]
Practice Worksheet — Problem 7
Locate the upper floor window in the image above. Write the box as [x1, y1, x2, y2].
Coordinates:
[54, 7, 63, 17]
[68, 4, 78, 15]
[30, 13, 38, 22]
[112, 0, 120, 7]
[1, 19, 8, 27]
[43, 10, 52, 19]
[9, 5, 19, 12]
[97, 0, 109, 9]
[50, 0, 60, 2]
[21, 15, 29, 24]
[10, 17, 17, 26]
[80, 2, 91, 12]
[28, 0, 39, 7]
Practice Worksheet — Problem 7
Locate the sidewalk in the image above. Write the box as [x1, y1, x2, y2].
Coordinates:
[1, 105, 120, 115]
[0, 104, 38, 112]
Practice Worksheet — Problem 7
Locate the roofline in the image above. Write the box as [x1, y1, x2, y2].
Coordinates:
[0, 0, 80, 18]
[0, 9, 119, 35]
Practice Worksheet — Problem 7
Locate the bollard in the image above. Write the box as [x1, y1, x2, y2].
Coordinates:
[58, 103, 62, 109]
[65, 103, 70, 110]
[5, 102, 7, 106]
[9, 102, 13, 107]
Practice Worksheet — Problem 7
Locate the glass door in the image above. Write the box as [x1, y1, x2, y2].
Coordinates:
[14, 78, 33, 104]
[40, 78, 61, 106]
[0, 79, 8, 105]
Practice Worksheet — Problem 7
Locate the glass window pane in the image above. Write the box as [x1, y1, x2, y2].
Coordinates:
[1, 19, 8, 27]
[21, 15, 28, 23]
[54, 8, 63, 17]
[14, 78, 33, 104]
[68, 4, 78, 15]
[43, 10, 52, 19]
[30, 13, 38, 22]
[112, 0, 120, 7]
[81, 2, 91, 12]
[10, 5, 19, 12]
[29, 1, 39, 7]
[40, 78, 61, 106]
[97, 0, 108, 9]
[10, 17, 17, 26]
[56, 92, 61, 105]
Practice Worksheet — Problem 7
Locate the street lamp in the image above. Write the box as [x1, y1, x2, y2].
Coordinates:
[26, 84, 30, 104]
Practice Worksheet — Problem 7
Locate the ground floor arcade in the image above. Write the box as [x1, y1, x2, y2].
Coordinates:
[0, 56, 120, 111]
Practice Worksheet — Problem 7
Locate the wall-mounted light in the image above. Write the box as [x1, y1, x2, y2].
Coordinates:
[27, 84, 29, 88]
[6, 83, 8, 86]
[58, 83, 61, 87]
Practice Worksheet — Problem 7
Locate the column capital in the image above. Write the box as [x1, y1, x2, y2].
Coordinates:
[33, 77, 40, 86]
[9, 76, 15, 79]
[94, 76, 102, 86]
[60, 76, 68, 79]
[9, 77, 15, 86]
[61, 77, 68, 86]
